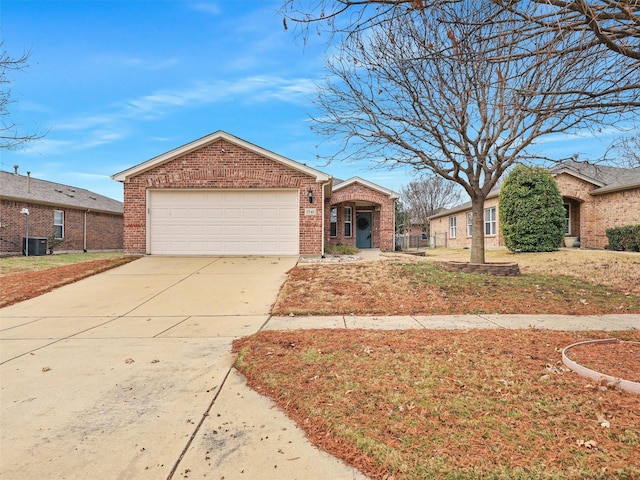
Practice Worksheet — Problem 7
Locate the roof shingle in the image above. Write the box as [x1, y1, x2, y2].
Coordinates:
[0, 171, 123, 214]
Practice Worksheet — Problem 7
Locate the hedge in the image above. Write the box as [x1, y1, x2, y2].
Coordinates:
[605, 225, 640, 252]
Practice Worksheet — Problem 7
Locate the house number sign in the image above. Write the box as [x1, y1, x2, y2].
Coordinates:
[304, 208, 317, 216]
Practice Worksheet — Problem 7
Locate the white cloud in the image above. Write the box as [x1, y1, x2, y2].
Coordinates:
[16, 75, 318, 157]
[190, 2, 222, 15]
[90, 54, 180, 72]
[16, 138, 74, 156]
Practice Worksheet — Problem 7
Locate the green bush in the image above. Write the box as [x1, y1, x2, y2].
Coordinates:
[606, 225, 640, 252]
[324, 243, 359, 255]
[499, 165, 566, 252]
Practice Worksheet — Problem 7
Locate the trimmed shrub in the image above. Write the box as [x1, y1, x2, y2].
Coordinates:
[499, 165, 566, 252]
[606, 225, 640, 252]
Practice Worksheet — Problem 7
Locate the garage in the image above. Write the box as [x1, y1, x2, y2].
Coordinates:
[148, 189, 299, 255]
[113, 131, 331, 256]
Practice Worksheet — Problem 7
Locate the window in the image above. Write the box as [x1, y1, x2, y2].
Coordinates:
[449, 216, 457, 238]
[467, 212, 473, 237]
[564, 204, 570, 234]
[484, 207, 496, 236]
[330, 207, 337, 237]
[421, 226, 427, 240]
[344, 207, 352, 237]
[54, 210, 64, 239]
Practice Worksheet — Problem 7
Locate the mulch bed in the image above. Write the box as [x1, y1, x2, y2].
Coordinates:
[565, 340, 640, 383]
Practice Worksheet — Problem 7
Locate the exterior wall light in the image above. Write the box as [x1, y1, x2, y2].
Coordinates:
[307, 188, 314, 204]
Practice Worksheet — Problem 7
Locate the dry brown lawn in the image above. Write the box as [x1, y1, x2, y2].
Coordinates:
[422, 248, 640, 295]
[234, 329, 640, 480]
[273, 249, 640, 316]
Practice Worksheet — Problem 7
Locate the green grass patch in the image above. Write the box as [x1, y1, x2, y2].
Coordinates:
[0, 251, 124, 275]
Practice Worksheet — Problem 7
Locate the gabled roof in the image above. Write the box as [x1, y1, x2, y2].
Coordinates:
[332, 176, 400, 199]
[0, 170, 123, 214]
[112, 130, 331, 183]
[550, 161, 640, 195]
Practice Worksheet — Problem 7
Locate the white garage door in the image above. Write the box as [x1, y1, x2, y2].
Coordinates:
[148, 190, 299, 255]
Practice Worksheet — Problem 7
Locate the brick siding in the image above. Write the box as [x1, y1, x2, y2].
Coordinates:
[1, 199, 123, 255]
[430, 197, 503, 249]
[430, 174, 640, 250]
[122, 139, 324, 256]
[327, 182, 396, 251]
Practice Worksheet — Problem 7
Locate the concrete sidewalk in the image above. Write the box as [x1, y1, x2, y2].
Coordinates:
[1, 255, 637, 480]
[265, 313, 640, 331]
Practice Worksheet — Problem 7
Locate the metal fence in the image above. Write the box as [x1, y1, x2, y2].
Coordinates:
[395, 232, 448, 250]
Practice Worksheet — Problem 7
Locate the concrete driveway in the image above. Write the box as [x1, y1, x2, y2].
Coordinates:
[0, 256, 367, 480]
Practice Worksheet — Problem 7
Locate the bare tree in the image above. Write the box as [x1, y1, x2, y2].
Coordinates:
[307, 2, 638, 263]
[401, 177, 461, 236]
[607, 133, 640, 167]
[281, 0, 640, 60]
[1, 42, 43, 150]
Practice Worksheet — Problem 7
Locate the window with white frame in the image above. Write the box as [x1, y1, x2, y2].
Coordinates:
[449, 216, 457, 238]
[467, 212, 473, 237]
[330, 207, 337, 237]
[54, 210, 64, 239]
[564, 204, 570, 234]
[344, 207, 352, 237]
[484, 207, 496, 236]
[421, 226, 427, 240]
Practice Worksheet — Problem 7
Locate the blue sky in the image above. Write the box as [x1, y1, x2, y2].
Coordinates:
[1, 0, 627, 202]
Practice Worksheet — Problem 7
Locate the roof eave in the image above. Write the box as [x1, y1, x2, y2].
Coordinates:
[551, 167, 605, 188]
[0, 194, 123, 215]
[112, 131, 330, 183]
[590, 181, 640, 196]
[428, 190, 499, 220]
[332, 176, 400, 199]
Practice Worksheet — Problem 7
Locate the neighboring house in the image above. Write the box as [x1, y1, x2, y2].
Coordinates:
[112, 131, 399, 256]
[402, 208, 447, 242]
[429, 161, 640, 250]
[0, 169, 124, 255]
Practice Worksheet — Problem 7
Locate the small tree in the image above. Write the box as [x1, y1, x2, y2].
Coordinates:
[499, 166, 566, 252]
[47, 232, 64, 254]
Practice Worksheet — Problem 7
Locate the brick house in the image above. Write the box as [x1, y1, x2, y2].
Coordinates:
[112, 131, 399, 256]
[328, 177, 398, 251]
[428, 161, 640, 250]
[0, 169, 123, 255]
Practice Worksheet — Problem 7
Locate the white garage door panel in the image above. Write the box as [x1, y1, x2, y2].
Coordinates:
[149, 190, 299, 255]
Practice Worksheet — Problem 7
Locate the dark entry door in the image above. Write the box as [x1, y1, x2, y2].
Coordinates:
[356, 212, 372, 248]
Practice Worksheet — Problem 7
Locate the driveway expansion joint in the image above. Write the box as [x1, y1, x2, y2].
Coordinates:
[166, 364, 235, 480]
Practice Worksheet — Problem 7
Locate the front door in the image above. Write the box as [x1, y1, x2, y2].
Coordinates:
[356, 212, 372, 248]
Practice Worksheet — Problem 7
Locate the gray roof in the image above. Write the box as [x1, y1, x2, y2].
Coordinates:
[0, 171, 123, 214]
[429, 161, 640, 219]
[550, 161, 640, 193]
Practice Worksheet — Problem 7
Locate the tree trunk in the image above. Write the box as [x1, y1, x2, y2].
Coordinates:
[470, 196, 486, 264]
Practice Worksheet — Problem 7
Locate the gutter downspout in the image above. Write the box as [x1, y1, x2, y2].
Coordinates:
[83, 210, 89, 252]
[321, 180, 332, 257]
